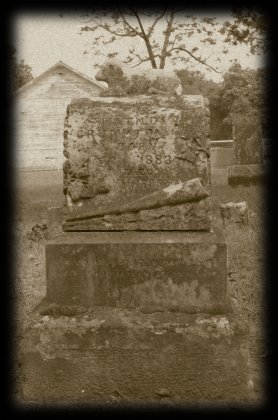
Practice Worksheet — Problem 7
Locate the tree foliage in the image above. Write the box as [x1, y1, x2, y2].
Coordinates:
[80, 8, 226, 71]
[79, 9, 267, 139]
[175, 68, 203, 94]
[14, 60, 33, 91]
[176, 63, 266, 139]
[9, 46, 33, 91]
[220, 62, 266, 120]
[176, 67, 232, 139]
[221, 8, 269, 55]
[216, 63, 266, 138]
[80, 8, 267, 72]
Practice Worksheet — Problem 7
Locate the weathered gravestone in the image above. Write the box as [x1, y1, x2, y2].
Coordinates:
[228, 113, 265, 186]
[233, 114, 263, 165]
[228, 163, 266, 186]
[62, 96, 211, 231]
[47, 87, 230, 313]
[22, 60, 251, 404]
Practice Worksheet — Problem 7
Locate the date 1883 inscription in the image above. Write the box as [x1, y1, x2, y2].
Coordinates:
[78, 125, 174, 189]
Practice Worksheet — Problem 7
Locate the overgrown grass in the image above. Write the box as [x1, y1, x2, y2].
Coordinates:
[211, 184, 265, 328]
[15, 183, 63, 223]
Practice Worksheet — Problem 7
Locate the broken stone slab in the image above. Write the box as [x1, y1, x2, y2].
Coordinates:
[63, 197, 211, 231]
[219, 201, 249, 227]
[63, 95, 211, 231]
[66, 178, 209, 221]
[41, 229, 228, 314]
[63, 178, 211, 231]
[19, 308, 251, 404]
[227, 164, 265, 186]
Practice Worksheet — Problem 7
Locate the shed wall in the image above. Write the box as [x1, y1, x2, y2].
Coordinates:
[14, 66, 104, 170]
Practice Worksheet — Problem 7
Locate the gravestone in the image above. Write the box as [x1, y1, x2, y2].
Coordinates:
[22, 60, 250, 404]
[45, 90, 229, 313]
[210, 140, 234, 186]
[228, 114, 265, 186]
[228, 163, 265, 186]
[233, 114, 263, 165]
[62, 96, 211, 231]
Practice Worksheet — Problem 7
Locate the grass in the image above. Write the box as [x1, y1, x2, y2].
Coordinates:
[211, 184, 265, 324]
[210, 183, 266, 402]
[13, 173, 266, 403]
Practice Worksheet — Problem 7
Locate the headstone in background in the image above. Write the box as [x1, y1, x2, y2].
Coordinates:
[228, 114, 265, 186]
[228, 163, 265, 186]
[210, 140, 234, 169]
[210, 140, 234, 186]
[232, 114, 263, 165]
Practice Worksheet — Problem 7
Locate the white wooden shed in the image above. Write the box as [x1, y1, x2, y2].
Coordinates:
[14, 61, 106, 170]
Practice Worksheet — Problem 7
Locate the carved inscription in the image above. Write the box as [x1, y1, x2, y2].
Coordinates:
[72, 110, 181, 192]
[63, 97, 210, 219]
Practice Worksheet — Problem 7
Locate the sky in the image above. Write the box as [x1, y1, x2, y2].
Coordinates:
[14, 11, 267, 84]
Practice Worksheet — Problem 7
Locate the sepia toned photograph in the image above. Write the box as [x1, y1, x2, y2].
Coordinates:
[9, 5, 270, 409]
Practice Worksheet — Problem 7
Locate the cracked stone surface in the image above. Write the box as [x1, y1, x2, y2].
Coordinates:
[63, 95, 211, 231]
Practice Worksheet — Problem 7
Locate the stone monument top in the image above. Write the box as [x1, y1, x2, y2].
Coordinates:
[62, 59, 211, 231]
[95, 58, 183, 96]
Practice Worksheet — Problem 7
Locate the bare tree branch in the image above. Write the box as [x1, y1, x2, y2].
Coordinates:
[118, 11, 142, 37]
[131, 59, 150, 67]
[147, 9, 167, 36]
[83, 15, 138, 38]
[129, 8, 158, 68]
[129, 54, 161, 67]
[159, 10, 175, 69]
[169, 46, 221, 73]
[80, 10, 263, 71]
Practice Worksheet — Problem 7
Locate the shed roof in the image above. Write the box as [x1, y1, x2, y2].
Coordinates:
[15, 60, 107, 94]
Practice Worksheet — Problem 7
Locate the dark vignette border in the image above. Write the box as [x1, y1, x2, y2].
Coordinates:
[1, 0, 277, 418]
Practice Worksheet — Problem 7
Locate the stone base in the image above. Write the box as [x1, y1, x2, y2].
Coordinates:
[19, 309, 251, 405]
[42, 229, 228, 314]
[228, 164, 265, 186]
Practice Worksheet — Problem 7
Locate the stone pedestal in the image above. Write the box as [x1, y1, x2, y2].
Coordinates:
[20, 309, 251, 404]
[42, 230, 228, 315]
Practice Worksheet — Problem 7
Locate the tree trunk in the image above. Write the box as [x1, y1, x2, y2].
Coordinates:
[159, 11, 175, 69]
[131, 9, 158, 68]
[144, 38, 158, 68]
